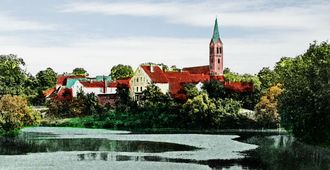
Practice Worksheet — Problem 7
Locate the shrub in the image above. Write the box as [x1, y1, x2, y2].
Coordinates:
[0, 95, 41, 136]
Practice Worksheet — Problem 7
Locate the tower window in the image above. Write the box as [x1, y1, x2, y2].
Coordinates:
[220, 48, 222, 54]
[217, 48, 220, 54]
[218, 58, 220, 63]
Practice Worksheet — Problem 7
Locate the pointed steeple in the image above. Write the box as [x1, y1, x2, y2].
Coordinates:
[212, 18, 220, 43]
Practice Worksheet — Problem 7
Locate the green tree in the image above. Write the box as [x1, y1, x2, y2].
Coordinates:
[278, 41, 330, 145]
[255, 84, 283, 128]
[0, 54, 28, 95]
[202, 79, 226, 99]
[110, 64, 134, 80]
[183, 84, 200, 99]
[257, 67, 279, 92]
[72, 67, 88, 76]
[182, 92, 242, 128]
[36, 67, 57, 90]
[0, 95, 41, 136]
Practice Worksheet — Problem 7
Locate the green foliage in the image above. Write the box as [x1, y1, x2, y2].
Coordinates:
[255, 84, 283, 128]
[224, 72, 261, 90]
[47, 92, 101, 118]
[110, 64, 134, 80]
[183, 84, 200, 99]
[0, 95, 41, 136]
[72, 67, 88, 76]
[257, 67, 279, 92]
[182, 92, 245, 129]
[202, 80, 260, 110]
[0, 54, 29, 95]
[202, 79, 226, 99]
[36, 67, 57, 90]
[278, 41, 330, 144]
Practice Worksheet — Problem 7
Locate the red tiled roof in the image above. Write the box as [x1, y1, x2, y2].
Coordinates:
[56, 88, 73, 100]
[115, 78, 131, 88]
[182, 65, 210, 74]
[224, 82, 254, 92]
[80, 81, 105, 88]
[141, 65, 168, 83]
[164, 71, 210, 97]
[57, 75, 86, 86]
[43, 88, 56, 97]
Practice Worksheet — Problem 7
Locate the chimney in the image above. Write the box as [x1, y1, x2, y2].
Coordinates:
[103, 76, 107, 93]
[150, 65, 154, 73]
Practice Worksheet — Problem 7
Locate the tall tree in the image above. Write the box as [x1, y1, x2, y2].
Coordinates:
[278, 41, 330, 144]
[0, 54, 28, 95]
[110, 64, 134, 80]
[36, 67, 57, 90]
[72, 67, 88, 76]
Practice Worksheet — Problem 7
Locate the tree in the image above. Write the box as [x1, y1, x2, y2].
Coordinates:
[36, 67, 57, 90]
[182, 92, 242, 128]
[257, 67, 279, 92]
[72, 67, 88, 76]
[110, 64, 134, 80]
[0, 54, 28, 95]
[278, 41, 330, 144]
[183, 84, 200, 99]
[202, 79, 226, 99]
[255, 84, 283, 128]
[0, 95, 41, 136]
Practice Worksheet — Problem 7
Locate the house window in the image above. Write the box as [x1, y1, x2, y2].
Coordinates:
[136, 87, 139, 92]
[137, 77, 139, 83]
[140, 87, 143, 91]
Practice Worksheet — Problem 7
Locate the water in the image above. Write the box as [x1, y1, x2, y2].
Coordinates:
[0, 127, 329, 170]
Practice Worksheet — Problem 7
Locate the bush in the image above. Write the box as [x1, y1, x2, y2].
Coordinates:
[255, 84, 283, 128]
[0, 95, 41, 136]
[182, 93, 245, 129]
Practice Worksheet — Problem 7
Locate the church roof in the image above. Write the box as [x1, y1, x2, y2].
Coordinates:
[182, 65, 210, 74]
[211, 18, 221, 43]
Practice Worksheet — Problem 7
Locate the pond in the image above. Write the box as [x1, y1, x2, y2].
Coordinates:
[0, 127, 329, 170]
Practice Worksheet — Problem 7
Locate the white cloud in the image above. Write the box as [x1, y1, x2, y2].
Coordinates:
[60, 1, 330, 30]
[0, 14, 55, 31]
[0, 32, 316, 76]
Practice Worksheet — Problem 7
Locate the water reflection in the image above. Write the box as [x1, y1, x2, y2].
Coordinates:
[0, 131, 329, 170]
[0, 132, 198, 155]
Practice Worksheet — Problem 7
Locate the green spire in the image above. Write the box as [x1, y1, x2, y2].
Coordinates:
[212, 18, 220, 43]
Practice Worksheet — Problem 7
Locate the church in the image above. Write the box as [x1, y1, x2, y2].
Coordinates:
[129, 19, 253, 101]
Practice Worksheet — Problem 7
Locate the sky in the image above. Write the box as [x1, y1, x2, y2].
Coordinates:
[0, 0, 329, 76]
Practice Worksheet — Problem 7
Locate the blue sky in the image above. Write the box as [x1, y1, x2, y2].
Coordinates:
[0, 0, 329, 76]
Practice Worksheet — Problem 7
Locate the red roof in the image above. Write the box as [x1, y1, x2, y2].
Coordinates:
[115, 78, 131, 88]
[57, 75, 86, 86]
[141, 65, 168, 83]
[182, 65, 210, 74]
[224, 82, 253, 92]
[80, 81, 105, 88]
[165, 71, 210, 97]
[43, 88, 56, 97]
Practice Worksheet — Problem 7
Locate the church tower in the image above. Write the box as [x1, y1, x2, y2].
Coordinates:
[209, 18, 224, 78]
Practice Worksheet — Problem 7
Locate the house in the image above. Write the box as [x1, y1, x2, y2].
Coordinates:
[45, 74, 130, 105]
[129, 18, 253, 100]
[129, 65, 169, 100]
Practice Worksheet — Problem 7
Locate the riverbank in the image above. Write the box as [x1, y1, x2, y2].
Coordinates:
[40, 116, 287, 135]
